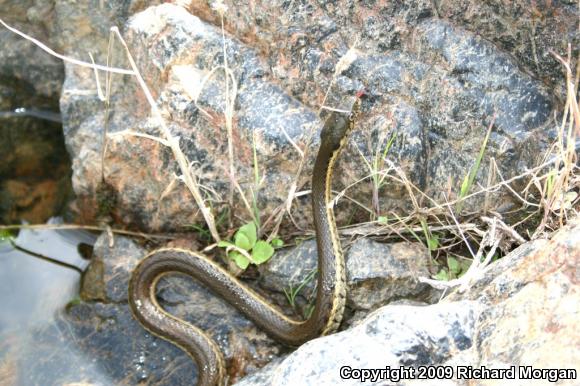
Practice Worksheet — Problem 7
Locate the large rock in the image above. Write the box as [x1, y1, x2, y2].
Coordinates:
[259, 238, 434, 319]
[237, 301, 480, 386]
[53, 2, 568, 231]
[236, 219, 580, 385]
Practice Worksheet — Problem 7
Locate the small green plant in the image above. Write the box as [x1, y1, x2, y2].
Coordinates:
[218, 221, 275, 269]
[435, 256, 471, 281]
[396, 214, 439, 252]
[420, 218, 439, 251]
[358, 131, 397, 219]
[0, 229, 15, 243]
[456, 122, 493, 213]
[271, 238, 284, 248]
[189, 208, 229, 242]
[283, 269, 317, 318]
[66, 297, 82, 310]
[188, 223, 213, 242]
[251, 130, 262, 228]
[377, 215, 388, 224]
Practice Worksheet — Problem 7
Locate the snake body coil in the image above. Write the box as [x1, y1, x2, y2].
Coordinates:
[128, 97, 361, 386]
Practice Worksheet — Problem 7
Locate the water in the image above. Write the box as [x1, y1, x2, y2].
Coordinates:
[0, 222, 92, 332]
[0, 219, 102, 385]
[0, 108, 62, 123]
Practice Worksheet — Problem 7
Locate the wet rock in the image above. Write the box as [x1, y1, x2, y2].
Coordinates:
[77, 233, 281, 384]
[81, 233, 144, 302]
[236, 219, 580, 386]
[23, 302, 196, 386]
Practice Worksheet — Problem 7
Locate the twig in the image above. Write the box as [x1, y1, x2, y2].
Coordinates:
[0, 18, 134, 75]
[8, 240, 84, 274]
[0, 223, 174, 240]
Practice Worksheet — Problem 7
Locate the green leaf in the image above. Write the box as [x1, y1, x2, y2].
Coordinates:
[251, 240, 274, 264]
[230, 251, 250, 270]
[427, 234, 439, 251]
[377, 216, 388, 224]
[235, 222, 257, 250]
[235, 232, 252, 250]
[435, 269, 448, 281]
[68, 298, 82, 307]
[217, 240, 234, 248]
[460, 174, 470, 197]
[447, 257, 460, 275]
[271, 238, 284, 248]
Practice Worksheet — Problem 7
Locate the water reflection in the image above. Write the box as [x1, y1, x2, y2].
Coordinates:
[0, 108, 62, 123]
[0, 219, 101, 385]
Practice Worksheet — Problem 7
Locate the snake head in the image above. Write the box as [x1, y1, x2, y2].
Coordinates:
[320, 94, 363, 151]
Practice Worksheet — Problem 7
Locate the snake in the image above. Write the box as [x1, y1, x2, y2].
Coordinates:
[128, 95, 362, 386]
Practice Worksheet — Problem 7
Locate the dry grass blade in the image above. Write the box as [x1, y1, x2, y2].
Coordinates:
[0, 18, 133, 75]
[108, 27, 222, 242]
[0, 224, 174, 240]
[0, 18, 223, 243]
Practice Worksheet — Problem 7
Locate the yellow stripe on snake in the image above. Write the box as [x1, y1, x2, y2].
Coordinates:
[128, 95, 362, 386]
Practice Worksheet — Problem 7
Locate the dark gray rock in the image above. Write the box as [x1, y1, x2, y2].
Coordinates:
[81, 233, 144, 302]
[0, 25, 63, 100]
[346, 239, 433, 311]
[259, 237, 436, 321]
[78, 233, 281, 383]
[415, 19, 552, 135]
[23, 302, 196, 386]
[259, 239, 318, 302]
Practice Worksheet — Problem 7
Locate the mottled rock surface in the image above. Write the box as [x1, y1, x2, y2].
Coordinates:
[236, 219, 580, 386]
[259, 238, 435, 318]
[236, 301, 480, 386]
[49, 1, 573, 231]
[446, 220, 580, 385]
